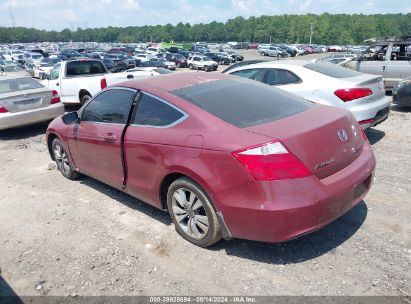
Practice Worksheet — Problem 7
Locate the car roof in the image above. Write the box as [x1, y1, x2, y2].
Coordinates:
[119, 72, 233, 93]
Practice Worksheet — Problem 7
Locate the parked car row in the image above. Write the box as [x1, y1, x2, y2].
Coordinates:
[3, 38, 410, 248]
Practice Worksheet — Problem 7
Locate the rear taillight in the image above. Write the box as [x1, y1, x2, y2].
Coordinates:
[0, 105, 8, 113]
[334, 88, 372, 102]
[50, 90, 61, 104]
[232, 141, 312, 181]
[100, 78, 107, 89]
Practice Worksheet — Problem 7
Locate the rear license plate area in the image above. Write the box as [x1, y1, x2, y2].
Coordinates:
[14, 98, 41, 109]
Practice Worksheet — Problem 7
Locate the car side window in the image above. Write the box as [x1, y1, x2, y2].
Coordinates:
[230, 69, 266, 83]
[391, 44, 411, 61]
[193, 57, 200, 62]
[361, 45, 388, 61]
[265, 69, 301, 85]
[49, 63, 61, 80]
[132, 93, 185, 127]
[82, 89, 135, 124]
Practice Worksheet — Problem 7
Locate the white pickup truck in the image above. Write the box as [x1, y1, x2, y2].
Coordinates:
[42, 59, 129, 105]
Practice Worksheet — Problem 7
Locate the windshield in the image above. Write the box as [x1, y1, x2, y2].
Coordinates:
[153, 68, 173, 74]
[32, 54, 42, 59]
[0, 77, 43, 94]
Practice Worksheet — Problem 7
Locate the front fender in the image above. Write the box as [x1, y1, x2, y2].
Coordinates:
[46, 117, 73, 164]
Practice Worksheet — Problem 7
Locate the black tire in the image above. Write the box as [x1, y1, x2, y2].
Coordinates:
[204, 65, 209, 72]
[80, 94, 91, 106]
[176, 62, 181, 68]
[167, 177, 222, 247]
[52, 138, 80, 180]
[188, 64, 193, 70]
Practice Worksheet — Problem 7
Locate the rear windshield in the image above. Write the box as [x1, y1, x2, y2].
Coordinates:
[66, 60, 107, 76]
[304, 62, 362, 78]
[0, 77, 43, 94]
[172, 78, 312, 128]
[3, 65, 25, 72]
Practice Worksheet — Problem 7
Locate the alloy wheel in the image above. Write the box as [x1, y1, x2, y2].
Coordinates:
[54, 144, 71, 176]
[171, 188, 209, 240]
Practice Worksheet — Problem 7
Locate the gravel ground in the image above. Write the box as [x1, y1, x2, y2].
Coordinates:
[0, 52, 410, 297]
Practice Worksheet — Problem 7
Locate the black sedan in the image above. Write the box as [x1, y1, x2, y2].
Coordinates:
[393, 77, 411, 107]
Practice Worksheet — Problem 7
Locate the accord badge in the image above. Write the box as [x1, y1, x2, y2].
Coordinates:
[316, 158, 336, 170]
[337, 129, 348, 142]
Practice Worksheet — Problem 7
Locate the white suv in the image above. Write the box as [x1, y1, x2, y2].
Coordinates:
[187, 56, 218, 71]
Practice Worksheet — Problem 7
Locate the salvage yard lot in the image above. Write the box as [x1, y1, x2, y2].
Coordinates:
[0, 53, 410, 297]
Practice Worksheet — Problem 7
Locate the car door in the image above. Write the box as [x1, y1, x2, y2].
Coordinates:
[384, 42, 411, 89]
[47, 63, 62, 95]
[356, 44, 389, 80]
[67, 88, 137, 189]
[124, 92, 187, 207]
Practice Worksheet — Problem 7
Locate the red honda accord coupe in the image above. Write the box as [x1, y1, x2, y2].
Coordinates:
[46, 72, 375, 247]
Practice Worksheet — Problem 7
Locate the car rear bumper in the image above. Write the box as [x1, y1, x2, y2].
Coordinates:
[349, 95, 391, 129]
[215, 143, 376, 243]
[0, 103, 65, 130]
[393, 91, 411, 107]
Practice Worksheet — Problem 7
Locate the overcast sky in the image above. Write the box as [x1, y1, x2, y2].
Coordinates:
[0, 0, 409, 30]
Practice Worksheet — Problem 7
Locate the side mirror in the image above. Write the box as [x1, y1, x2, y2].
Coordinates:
[127, 74, 134, 79]
[62, 112, 79, 125]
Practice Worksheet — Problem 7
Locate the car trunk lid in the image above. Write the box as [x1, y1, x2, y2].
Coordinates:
[0, 88, 52, 113]
[342, 74, 386, 102]
[245, 105, 364, 179]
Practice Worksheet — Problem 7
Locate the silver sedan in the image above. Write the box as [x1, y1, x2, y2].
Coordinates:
[224, 60, 391, 129]
[0, 76, 64, 130]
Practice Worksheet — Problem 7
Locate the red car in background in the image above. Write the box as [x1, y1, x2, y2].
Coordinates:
[46, 73, 375, 247]
[248, 43, 258, 49]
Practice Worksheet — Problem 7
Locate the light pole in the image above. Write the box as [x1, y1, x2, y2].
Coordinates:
[309, 23, 314, 44]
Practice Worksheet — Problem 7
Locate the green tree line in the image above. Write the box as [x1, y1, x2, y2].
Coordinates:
[1, 13, 410, 45]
